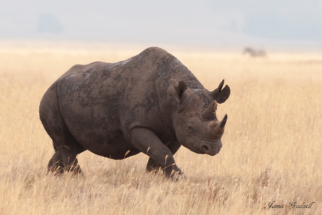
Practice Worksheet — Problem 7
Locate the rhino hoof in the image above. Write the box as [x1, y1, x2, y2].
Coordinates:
[170, 171, 188, 181]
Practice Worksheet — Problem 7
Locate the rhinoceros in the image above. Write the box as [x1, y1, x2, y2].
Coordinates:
[39, 47, 230, 178]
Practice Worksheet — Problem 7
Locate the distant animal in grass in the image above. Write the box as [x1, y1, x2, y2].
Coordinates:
[39, 47, 230, 179]
[243, 47, 267, 57]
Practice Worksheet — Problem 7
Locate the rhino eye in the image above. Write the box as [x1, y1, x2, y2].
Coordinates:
[186, 126, 194, 134]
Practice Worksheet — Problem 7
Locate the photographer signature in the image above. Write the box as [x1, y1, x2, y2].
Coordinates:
[265, 201, 315, 209]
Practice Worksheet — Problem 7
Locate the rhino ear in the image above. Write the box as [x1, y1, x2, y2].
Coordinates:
[210, 79, 230, 103]
[174, 81, 187, 103]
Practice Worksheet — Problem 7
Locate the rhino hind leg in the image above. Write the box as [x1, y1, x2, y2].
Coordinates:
[40, 83, 84, 174]
[45, 123, 84, 174]
[58, 144, 83, 174]
[48, 150, 64, 173]
[48, 149, 82, 174]
[146, 141, 181, 173]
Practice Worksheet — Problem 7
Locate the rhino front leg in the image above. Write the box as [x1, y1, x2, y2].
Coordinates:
[146, 141, 181, 173]
[130, 128, 182, 178]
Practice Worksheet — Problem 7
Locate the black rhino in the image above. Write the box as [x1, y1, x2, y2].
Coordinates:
[39, 47, 230, 178]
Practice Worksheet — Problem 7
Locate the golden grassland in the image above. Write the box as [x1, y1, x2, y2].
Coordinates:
[0, 45, 322, 214]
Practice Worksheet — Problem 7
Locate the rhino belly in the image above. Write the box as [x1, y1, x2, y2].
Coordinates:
[74, 128, 138, 159]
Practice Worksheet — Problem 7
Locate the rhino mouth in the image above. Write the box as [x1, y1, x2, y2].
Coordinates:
[201, 145, 209, 151]
[196, 140, 222, 156]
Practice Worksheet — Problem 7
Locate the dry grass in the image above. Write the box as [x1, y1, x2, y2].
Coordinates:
[0, 45, 322, 215]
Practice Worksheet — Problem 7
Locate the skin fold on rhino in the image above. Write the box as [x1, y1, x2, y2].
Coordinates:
[39, 47, 230, 179]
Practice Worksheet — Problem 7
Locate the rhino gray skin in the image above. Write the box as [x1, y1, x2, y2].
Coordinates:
[39, 47, 230, 178]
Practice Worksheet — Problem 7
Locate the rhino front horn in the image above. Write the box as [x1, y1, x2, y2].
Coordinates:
[219, 114, 228, 129]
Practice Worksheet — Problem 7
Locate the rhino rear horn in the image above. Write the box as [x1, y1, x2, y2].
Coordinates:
[201, 100, 217, 120]
[210, 79, 230, 103]
[174, 81, 187, 103]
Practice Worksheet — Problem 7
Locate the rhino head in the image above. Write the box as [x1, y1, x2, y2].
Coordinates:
[172, 80, 230, 156]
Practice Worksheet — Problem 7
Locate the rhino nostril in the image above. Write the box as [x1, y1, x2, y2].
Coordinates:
[201, 145, 209, 152]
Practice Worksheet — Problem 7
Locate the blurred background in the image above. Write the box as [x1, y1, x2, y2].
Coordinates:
[1, 0, 322, 52]
[1, 2, 322, 214]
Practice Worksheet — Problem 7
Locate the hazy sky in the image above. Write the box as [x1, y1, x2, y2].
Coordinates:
[0, 0, 321, 48]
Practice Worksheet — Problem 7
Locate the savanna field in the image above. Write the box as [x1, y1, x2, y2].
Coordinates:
[0, 43, 321, 214]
